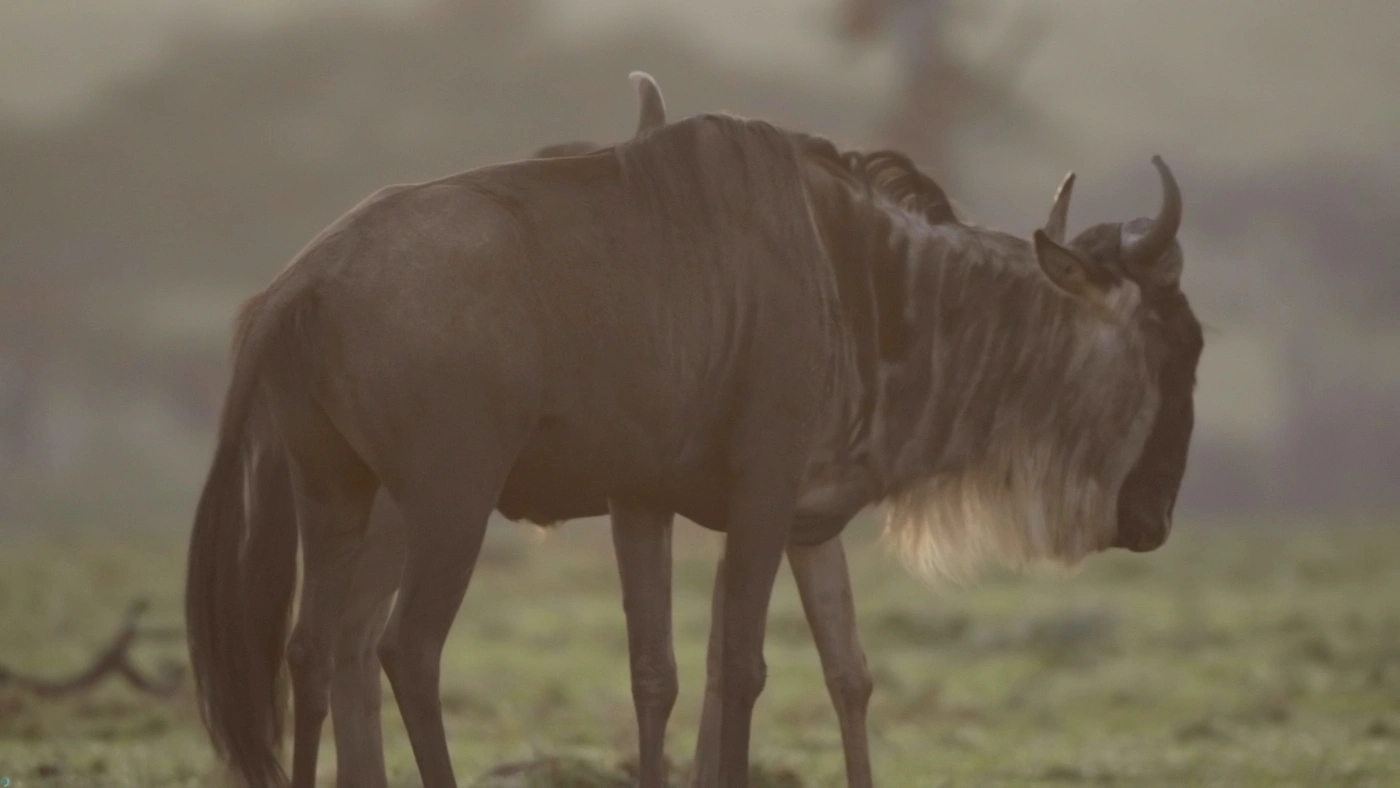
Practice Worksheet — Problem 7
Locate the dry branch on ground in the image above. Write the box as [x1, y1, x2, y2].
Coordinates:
[0, 598, 183, 698]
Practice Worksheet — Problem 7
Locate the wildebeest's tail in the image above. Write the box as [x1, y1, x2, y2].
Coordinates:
[185, 291, 300, 787]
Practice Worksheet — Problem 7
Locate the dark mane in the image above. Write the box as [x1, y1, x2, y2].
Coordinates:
[613, 112, 801, 192]
[599, 113, 957, 234]
[790, 132, 960, 226]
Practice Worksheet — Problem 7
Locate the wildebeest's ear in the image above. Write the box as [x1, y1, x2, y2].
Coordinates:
[629, 71, 667, 135]
[1032, 228, 1115, 300]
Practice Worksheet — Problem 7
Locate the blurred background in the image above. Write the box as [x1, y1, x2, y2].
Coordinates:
[0, 1, 1397, 785]
[1, 0, 1396, 531]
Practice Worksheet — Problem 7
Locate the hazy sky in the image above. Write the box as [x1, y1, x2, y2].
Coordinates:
[0, 0, 843, 121]
[0, 0, 421, 119]
[3, 0, 1396, 178]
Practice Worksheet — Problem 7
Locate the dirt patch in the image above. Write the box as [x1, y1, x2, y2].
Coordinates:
[470, 755, 805, 788]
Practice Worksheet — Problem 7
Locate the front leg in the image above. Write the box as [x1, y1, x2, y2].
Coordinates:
[789, 538, 874, 788]
[714, 473, 803, 788]
[701, 323, 827, 787]
[610, 499, 679, 788]
[691, 537, 874, 788]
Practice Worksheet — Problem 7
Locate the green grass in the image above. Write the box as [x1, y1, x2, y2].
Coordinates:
[1, 518, 1397, 787]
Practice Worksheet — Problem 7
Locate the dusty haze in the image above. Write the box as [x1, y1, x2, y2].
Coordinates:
[1, 0, 1397, 531]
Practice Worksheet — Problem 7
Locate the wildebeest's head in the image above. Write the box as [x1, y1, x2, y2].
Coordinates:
[1035, 158, 1203, 553]
[806, 151, 1204, 580]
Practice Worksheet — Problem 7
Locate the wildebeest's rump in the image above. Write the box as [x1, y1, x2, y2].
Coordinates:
[185, 95, 1202, 787]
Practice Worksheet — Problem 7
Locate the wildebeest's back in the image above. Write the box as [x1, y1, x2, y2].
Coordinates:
[281, 115, 841, 526]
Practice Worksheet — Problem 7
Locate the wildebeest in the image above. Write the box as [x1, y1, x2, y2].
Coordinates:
[185, 71, 1202, 788]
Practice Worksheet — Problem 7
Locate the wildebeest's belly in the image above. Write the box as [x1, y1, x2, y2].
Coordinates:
[493, 414, 731, 529]
[495, 466, 608, 525]
[492, 411, 874, 545]
[494, 427, 612, 525]
[494, 444, 870, 545]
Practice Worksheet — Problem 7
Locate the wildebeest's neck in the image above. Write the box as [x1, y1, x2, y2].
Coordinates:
[783, 154, 962, 544]
[869, 222, 1159, 578]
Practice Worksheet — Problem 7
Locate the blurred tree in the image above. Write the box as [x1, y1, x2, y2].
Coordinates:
[834, 0, 1054, 191]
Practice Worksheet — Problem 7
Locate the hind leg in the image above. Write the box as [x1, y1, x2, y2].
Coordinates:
[331, 596, 395, 788]
[688, 552, 727, 788]
[376, 416, 527, 788]
[331, 495, 407, 788]
[284, 441, 379, 788]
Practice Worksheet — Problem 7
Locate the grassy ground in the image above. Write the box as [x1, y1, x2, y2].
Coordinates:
[1, 517, 1397, 787]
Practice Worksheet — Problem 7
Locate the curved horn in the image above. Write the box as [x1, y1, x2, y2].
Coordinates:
[1043, 171, 1076, 244]
[629, 71, 667, 135]
[1121, 155, 1182, 268]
